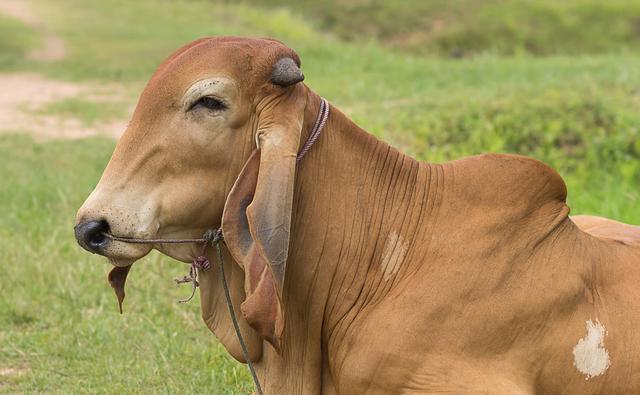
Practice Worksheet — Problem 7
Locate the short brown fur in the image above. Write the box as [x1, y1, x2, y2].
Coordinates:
[76, 37, 640, 394]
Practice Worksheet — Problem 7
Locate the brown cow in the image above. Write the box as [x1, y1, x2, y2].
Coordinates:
[75, 37, 640, 394]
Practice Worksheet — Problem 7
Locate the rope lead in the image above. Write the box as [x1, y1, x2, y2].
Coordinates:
[172, 229, 262, 394]
[214, 234, 263, 395]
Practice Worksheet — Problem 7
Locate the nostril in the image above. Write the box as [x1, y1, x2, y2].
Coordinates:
[87, 220, 109, 248]
[74, 219, 111, 254]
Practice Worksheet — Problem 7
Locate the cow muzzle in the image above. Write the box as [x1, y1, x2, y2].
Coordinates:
[74, 219, 111, 254]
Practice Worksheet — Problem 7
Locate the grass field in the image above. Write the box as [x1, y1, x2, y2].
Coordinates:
[1, 0, 639, 393]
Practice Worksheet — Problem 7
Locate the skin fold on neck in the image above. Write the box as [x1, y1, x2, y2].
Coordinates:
[198, 87, 439, 393]
[198, 87, 579, 394]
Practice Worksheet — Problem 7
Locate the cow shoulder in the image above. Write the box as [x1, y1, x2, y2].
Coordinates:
[441, 153, 569, 232]
[447, 153, 566, 205]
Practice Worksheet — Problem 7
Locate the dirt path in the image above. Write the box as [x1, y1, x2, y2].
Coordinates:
[0, 73, 128, 139]
[0, 0, 65, 61]
[0, 1, 128, 139]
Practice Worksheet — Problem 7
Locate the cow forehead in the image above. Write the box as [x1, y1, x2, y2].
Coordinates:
[143, 37, 293, 100]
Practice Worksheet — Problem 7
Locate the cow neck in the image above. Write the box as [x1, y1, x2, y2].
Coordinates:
[247, 89, 576, 393]
[249, 90, 441, 392]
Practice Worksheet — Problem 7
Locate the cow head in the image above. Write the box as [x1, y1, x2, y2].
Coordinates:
[74, 37, 308, 351]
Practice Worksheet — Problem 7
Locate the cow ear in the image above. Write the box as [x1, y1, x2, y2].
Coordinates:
[222, 69, 304, 352]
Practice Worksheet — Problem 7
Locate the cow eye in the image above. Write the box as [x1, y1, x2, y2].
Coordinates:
[190, 96, 227, 112]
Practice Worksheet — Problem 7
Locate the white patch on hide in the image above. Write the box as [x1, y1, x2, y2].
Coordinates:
[573, 319, 611, 380]
[380, 231, 408, 281]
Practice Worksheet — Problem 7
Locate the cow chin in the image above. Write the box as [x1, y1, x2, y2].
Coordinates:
[104, 242, 153, 267]
[154, 243, 200, 264]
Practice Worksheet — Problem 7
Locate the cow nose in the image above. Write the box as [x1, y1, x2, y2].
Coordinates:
[74, 220, 110, 254]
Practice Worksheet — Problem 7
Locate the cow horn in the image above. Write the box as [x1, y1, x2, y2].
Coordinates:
[271, 57, 304, 87]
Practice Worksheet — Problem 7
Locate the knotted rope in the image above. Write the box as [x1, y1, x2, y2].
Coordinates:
[105, 228, 263, 394]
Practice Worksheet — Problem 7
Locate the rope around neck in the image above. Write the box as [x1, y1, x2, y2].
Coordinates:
[297, 97, 328, 161]
[100, 97, 329, 395]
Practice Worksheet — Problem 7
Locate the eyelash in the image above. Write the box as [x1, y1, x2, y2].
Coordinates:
[189, 96, 227, 112]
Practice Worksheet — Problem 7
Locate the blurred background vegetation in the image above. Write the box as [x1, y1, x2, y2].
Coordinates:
[1, 0, 639, 393]
[246, 0, 640, 57]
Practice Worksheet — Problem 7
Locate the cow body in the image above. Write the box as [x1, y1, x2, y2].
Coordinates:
[225, 107, 640, 394]
[75, 37, 640, 394]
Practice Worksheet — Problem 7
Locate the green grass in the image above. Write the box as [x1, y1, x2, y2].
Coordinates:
[16, 0, 640, 82]
[0, 134, 253, 394]
[33, 98, 129, 126]
[1, 0, 639, 393]
[31, 0, 286, 82]
[0, 14, 39, 70]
